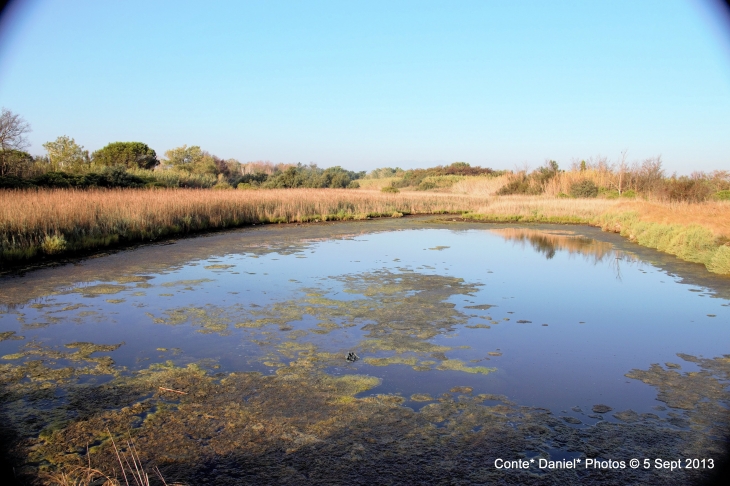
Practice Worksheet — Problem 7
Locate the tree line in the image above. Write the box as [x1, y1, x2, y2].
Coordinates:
[0, 108, 364, 189]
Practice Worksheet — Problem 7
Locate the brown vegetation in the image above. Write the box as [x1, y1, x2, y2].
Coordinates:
[0, 188, 473, 261]
[1, 188, 729, 274]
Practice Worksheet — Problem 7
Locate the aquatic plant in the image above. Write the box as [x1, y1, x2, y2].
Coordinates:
[1, 334, 728, 485]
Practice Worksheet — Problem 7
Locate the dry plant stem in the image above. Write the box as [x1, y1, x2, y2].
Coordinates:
[158, 386, 187, 395]
[107, 428, 129, 486]
[154, 467, 169, 486]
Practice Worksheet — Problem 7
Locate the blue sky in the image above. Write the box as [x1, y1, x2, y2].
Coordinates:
[1, 0, 729, 172]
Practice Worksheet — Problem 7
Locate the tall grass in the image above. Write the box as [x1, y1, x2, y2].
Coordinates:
[0, 188, 474, 261]
[450, 174, 511, 196]
[466, 195, 618, 223]
[1, 189, 728, 274]
[355, 177, 401, 190]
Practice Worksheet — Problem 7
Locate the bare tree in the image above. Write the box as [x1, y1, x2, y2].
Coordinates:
[615, 150, 628, 195]
[0, 107, 31, 152]
[0, 108, 32, 176]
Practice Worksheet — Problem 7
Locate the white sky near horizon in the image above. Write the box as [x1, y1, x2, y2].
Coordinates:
[0, 0, 729, 174]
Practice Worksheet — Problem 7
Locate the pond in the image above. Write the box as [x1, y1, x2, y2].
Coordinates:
[1, 217, 729, 485]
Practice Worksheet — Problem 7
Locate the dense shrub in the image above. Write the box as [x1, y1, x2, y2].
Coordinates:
[0, 167, 145, 189]
[262, 164, 364, 189]
[497, 173, 542, 195]
[658, 176, 713, 202]
[0, 174, 33, 189]
[367, 162, 499, 189]
[569, 179, 598, 198]
[714, 190, 730, 201]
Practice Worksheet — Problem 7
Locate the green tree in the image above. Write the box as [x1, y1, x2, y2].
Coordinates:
[43, 136, 90, 173]
[92, 142, 158, 169]
[0, 149, 33, 177]
[163, 145, 217, 175]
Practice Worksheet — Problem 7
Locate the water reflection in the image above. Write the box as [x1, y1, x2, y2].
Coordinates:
[491, 228, 621, 262]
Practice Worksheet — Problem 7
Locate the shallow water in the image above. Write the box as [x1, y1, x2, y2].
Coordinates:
[1, 217, 729, 483]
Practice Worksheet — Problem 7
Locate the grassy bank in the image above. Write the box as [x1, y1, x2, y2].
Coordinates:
[0, 188, 474, 262]
[464, 196, 730, 275]
[1, 189, 729, 275]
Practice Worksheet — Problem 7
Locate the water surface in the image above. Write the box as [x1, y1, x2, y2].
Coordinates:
[1, 217, 728, 484]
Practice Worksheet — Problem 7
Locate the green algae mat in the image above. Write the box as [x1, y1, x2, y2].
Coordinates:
[1, 217, 729, 485]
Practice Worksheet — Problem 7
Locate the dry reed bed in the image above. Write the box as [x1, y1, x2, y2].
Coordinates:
[0, 188, 476, 259]
[1, 189, 729, 273]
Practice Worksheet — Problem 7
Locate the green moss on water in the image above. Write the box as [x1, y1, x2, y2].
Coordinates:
[159, 279, 213, 288]
[1, 347, 727, 485]
[72, 284, 128, 296]
[363, 356, 419, 367]
[113, 275, 154, 284]
[0, 331, 24, 342]
[435, 359, 496, 374]
[147, 306, 236, 335]
[204, 264, 235, 270]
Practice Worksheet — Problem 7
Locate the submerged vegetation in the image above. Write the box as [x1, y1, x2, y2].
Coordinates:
[1, 335, 727, 484]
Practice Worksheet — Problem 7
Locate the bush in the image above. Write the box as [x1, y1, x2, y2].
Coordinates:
[621, 189, 637, 198]
[212, 181, 233, 190]
[569, 179, 598, 198]
[713, 190, 730, 201]
[496, 174, 539, 195]
[599, 188, 619, 199]
[660, 177, 712, 202]
[0, 175, 33, 189]
[144, 181, 167, 189]
[41, 234, 67, 254]
[381, 185, 400, 193]
[347, 180, 360, 189]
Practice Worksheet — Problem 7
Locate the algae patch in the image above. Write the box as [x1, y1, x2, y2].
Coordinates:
[159, 279, 214, 288]
[0, 331, 24, 342]
[1, 343, 728, 486]
[72, 284, 128, 296]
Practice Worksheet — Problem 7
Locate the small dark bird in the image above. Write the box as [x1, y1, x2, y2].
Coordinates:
[346, 352, 359, 362]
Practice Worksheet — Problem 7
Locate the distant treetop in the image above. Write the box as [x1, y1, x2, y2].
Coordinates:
[92, 142, 158, 169]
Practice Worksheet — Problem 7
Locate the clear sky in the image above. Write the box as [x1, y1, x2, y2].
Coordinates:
[1, 0, 729, 173]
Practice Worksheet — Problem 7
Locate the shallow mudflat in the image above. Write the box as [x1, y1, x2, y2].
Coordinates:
[1, 217, 729, 484]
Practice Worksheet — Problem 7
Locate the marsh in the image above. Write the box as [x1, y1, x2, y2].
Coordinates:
[1, 217, 728, 484]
